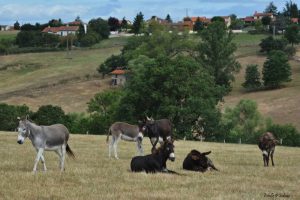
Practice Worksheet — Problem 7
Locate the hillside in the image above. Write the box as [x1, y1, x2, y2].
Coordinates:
[1, 132, 299, 200]
[0, 34, 299, 129]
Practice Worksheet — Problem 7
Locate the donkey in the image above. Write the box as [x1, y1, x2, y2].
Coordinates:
[141, 117, 173, 152]
[183, 150, 218, 172]
[131, 140, 176, 173]
[258, 132, 278, 167]
[106, 122, 144, 159]
[17, 116, 75, 172]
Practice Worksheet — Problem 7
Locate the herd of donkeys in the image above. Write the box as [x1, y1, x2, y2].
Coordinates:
[16, 116, 278, 173]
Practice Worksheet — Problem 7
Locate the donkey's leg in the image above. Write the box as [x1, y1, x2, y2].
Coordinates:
[271, 150, 275, 166]
[108, 136, 115, 158]
[55, 149, 63, 169]
[266, 152, 270, 166]
[40, 155, 47, 172]
[113, 135, 121, 159]
[136, 140, 144, 156]
[33, 148, 44, 172]
[60, 144, 66, 172]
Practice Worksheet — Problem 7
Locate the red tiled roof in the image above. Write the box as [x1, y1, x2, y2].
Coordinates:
[110, 69, 127, 75]
[244, 17, 255, 22]
[42, 26, 79, 33]
[254, 11, 273, 17]
[291, 18, 299, 23]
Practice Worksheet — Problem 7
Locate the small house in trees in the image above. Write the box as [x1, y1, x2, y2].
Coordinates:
[110, 68, 128, 86]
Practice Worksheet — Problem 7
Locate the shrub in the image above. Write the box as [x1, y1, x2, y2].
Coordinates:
[31, 105, 67, 125]
[262, 50, 291, 88]
[259, 36, 288, 53]
[267, 123, 300, 146]
[242, 64, 261, 90]
[0, 104, 30, 131]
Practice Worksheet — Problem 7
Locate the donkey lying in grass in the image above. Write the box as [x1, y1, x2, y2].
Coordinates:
[183, 150, 218, 172]
[130, 140, 176, 173]
[17, 116, 75, 172]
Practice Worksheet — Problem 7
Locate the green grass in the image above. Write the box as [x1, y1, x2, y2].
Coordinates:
[0, 31, 18, 40]
[0, 132, 299, 200]
[92, 37, 129, 49]
[232, 33, 269, 46]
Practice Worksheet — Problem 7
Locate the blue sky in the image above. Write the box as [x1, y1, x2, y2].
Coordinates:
[0, 0, 287, 25]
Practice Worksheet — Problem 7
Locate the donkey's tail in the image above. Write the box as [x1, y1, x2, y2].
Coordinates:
[106, 128, 111, 144]
[66, 144, 75, 159]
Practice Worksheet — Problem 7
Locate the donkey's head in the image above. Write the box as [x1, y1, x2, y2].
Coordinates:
[16, 116, 30, 144]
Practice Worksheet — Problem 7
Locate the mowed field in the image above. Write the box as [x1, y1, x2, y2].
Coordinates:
[0, 132, 299, 200]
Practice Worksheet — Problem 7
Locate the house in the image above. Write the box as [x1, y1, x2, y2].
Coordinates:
[253, 11, 274, 21]
[110, 68, 128, 86]
[42, 25, 79, 36]
[147, 16, 169, 25]
[182, 16, 231, 30]
[0, 25, 12, 31]
[291, 18, 299, 24]
[243, 16, 255, 24]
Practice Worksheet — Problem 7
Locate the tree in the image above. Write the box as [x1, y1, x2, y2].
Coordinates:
[20, 23, 37, 31]
[132, 12, 144, 34]
[14, 21, 20, 30]
[48, 19, 63, 27]
[283, 1, 299, 18]
[273, 14, 289, 32]
[0, 104, 30, 131]
[32, 105, 67, 125]
[116, 55, 223, 138]
[121, 17, 128, 31]
[165, 14, 172, 23]
[193, 17, 204, 32]
[254, 20, 264, 32]
[261, 16, 271, 26]
[108, 17, 120, 31]
[97, 54, 126, 76]
[242, 64, 261, 90]
[88, 18, 110, 39]
[263, 50, 291, 88]
[284, 24, 300, 46]
[220, 99, 264, 143]
[211, 16, 225, 23]
[79, 31, 99, 47]
[264, 1, 278, 15]
[198, 21, 241, 93]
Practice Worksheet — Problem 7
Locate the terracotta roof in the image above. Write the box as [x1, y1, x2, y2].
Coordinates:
[254, 11, 273, 17]
[42, 26, 79, 33]
[291, 18, 299, 23]
[110, 69, 127, 75]
[244, 16, 255, 22]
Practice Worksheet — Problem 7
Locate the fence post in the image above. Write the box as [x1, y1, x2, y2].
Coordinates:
[280, 138, 283, 145]
[223, 139, 226, 143]
[238, 138, 241, 144]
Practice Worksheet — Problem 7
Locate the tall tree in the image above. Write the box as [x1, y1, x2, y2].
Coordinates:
[88, 18, 110, 39]
[284, 24, 300, 46]
[165, 14, 172, 23]
[132, 12, 144, 34]
[193, 17, 204, 32]
[121, 17, 128, 31]
[284, 1, 299, 18]
[263, 50, 291, 88]
[14, 21, 20, 30]
[198, 21, 241, 92]
[264, 1, 278, 15]
[108, 17, 120, 31]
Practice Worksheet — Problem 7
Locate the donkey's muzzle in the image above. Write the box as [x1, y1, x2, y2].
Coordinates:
[17, 140, 23, 144]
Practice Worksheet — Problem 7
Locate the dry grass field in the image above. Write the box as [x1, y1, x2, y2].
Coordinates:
[0, 132, 299, 200]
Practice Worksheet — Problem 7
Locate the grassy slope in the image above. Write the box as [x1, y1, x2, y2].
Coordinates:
[0, 34, 299, 128]
[0, 132, 299, 200]
[0, 37, 124, 112]
[0, 31, 18, 40]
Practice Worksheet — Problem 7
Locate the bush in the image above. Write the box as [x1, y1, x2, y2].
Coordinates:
[259, 36, 288, 53]
[267, 123, 300, 146]
[0, 104, 30, 131]
[262, 50, 291, 88]
[31, 105, 67, 125]
[79, 31, 100, 47]
[242, 64, 261, 90]
[285, 46, 296, 58]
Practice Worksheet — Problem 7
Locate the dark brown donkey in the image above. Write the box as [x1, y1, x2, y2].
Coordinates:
[258, 132, 278, 167]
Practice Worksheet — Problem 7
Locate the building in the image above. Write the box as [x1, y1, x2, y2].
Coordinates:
[110, 69, 128, 86]
[253, 11, 274, 21]
[42, 25, 79, 36]
[242, 16, 255, 24]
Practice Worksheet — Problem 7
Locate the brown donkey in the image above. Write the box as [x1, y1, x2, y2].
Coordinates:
[258, 132, 278, 167]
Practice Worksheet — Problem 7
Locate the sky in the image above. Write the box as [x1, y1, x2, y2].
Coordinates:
[0, 0, 288, 25]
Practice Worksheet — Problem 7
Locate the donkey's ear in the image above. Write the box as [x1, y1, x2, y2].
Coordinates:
[26, 114, 29, 120]
[17, 116, 21, 120]
[202, 151, 211, 156]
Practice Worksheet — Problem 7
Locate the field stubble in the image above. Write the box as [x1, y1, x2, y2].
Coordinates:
[0, 132, 299, 200]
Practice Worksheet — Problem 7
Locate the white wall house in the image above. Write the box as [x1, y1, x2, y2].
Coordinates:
[110, 69, 128, 86]
[42, 25, 79, 36]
